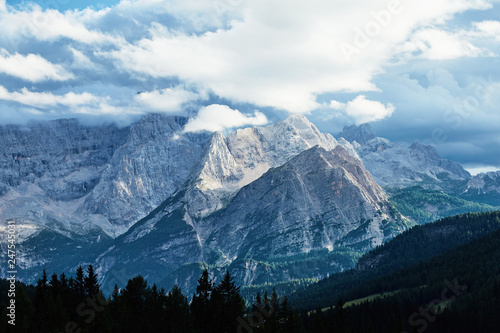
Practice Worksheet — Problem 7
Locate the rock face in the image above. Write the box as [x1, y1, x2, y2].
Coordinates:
[339, 124, 471, 187]
[462, 171, 500, 205]
[95, 129, 408, 294]
[185, 114, 340, 219]
[0, 115, 211, 282]
[465, 171, 500, 194]
[80, 114, 210, 235]
[0, 118, 128, 198]
[338, 124, 376, 145]
[0, 115, 210, 239]
[202, 145, 398, 260]
[1, 115, 412, 292]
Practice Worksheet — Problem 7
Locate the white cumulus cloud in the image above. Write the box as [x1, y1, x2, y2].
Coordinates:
[472, 20, 500, 40]
[344, 95, 394, 124]
[105, 0, 496, 113]
[183, 104, 268, 132]
[401, 28, 487, 60]
[0, 49, 73, 82]
[0, 4, 118, 45]
[135, 86, 201, 113]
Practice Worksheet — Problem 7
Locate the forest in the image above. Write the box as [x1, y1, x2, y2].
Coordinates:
[1, 211, 500, 332]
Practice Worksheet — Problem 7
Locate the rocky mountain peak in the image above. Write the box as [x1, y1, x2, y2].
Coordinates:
[196, 131, 242, 191]
[409, 142, 441, 160]
[338, 123, 376, 145]
[465, 171, 500, 199]
[128, 114, 189, 144]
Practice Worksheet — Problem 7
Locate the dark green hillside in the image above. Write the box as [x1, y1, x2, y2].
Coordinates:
[289, 211, 500, 311]
[313, 226, 500, 333]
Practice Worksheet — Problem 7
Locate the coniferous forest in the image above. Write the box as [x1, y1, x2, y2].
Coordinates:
[2, 211, 500, 332]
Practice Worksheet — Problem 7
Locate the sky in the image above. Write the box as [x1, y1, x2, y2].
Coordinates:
[0, 0, 499, 173]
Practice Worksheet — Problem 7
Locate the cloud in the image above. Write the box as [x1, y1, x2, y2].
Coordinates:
[0, 0, 498, 170]
[183, 104, 268, 132]
[135, 86, 201, 113]
[0, 49, 73, 82]
[329, 100, 345, 110]
[105, 0, 497, 113]
[472, 20, 500, 41]
[400, 28, 489, 60]
[465, 165, 500, 176]
[0, 4, 118, 45]
[344, 95, 394, 124]
[0, 86, 98, 108]
[70, 48, 99, 70]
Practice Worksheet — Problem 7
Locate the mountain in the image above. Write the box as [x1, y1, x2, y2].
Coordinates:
[6, 115, 479, 295]
[96, 141, 410, 294]
[0, 119, 127, 238]
[184, 114, 340, 219]
[79, 114, 210, 236]
[338, 124, 471, 187]
[290, 212, 500, 332]
[0, 115, 212, 281]
[388, 186, 499, 224]
[338, 124, 376, 145]
[461, 171, 500, 205]
[288, 210, 500, 311]
[0, 115, 210, 239]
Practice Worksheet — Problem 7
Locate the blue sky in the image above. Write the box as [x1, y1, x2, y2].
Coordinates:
[6, 0, 121, 11]
[0, 0, 499, 173]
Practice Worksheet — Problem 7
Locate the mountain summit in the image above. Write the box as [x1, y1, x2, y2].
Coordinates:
[338, 123, 376, 145]
[339, 124, 470, 186]
[94, 126, 409, 293]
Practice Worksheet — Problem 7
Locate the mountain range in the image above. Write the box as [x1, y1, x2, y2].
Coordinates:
[0, 114, 495, 294]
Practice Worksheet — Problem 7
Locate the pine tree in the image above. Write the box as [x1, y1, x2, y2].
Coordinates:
[34, 270, 50, 332]
[333, 298, 346, 333]
[16, 283, 36, 332]
[211, 271, 245, 332]
[74, 265, 86, 298]
[212, 271, 245, 333]
[121, 275, 150, 333]
[112, 283, 120, 301]
[310, 307, 326, 333]
[191, 269, 214, 333]
[49, 272, 60, 297]
[84, 264, 100, 298]
[166, 285, 191, 333]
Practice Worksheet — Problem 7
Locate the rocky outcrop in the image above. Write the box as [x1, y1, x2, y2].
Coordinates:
[462, 171, 500, 205]
[0, 115, 210, 239]
[338, 123, 376, 145]
[339, 124, 471, 187]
